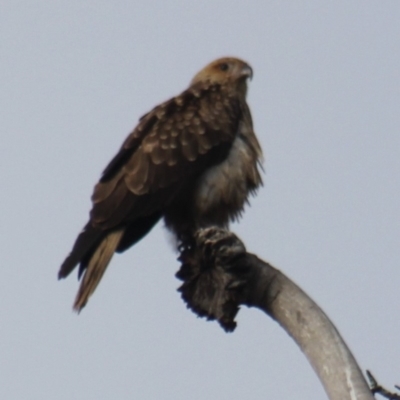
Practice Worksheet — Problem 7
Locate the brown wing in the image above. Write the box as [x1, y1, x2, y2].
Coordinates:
[58, 83, 243, 304]
[90, 84, 242, 230]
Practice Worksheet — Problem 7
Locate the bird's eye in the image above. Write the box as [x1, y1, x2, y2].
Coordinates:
[219, 63, 229, 71]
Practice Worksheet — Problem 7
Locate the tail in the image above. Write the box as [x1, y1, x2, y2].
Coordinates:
[73, 228, 125, 312]
[58, 222, 104, 279]
[59, 214, 162, 311]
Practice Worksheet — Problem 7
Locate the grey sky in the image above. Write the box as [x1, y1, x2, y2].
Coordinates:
[1, 1, 399, 399]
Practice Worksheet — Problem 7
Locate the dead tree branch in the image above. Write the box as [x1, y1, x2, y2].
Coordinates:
[366, 371, 400, 399]
[176, 227, 374, 400]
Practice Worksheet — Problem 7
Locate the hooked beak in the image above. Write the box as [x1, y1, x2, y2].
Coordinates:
[241, 64, 253, 80]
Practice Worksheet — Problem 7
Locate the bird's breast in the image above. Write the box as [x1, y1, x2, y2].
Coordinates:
[193, 132, 261, 226]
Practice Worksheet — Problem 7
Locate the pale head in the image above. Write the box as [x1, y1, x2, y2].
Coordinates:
[190, 57, 253, 95]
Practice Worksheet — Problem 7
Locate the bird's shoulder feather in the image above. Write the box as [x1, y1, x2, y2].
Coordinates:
[90, 83, 244, 228]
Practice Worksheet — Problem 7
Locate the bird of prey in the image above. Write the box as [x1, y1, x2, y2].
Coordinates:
[59, 57, 263, 311]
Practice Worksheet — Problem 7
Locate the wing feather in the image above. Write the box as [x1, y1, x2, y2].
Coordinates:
[89, 84, 241, 230]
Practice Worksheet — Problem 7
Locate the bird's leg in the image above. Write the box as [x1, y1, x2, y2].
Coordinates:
[175, 231, 197, 281]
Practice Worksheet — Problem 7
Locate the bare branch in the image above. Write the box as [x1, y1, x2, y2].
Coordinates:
[366, 371, 400, 399]
[177, 227, 374, 400]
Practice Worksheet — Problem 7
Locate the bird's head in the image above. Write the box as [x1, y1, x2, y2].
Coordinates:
[190, 57, 253, 96]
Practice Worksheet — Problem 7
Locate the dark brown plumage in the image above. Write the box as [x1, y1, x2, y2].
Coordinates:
[59, 57, 263, 311]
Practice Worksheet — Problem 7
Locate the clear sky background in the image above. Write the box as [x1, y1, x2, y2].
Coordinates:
[1, 1, 399, 399]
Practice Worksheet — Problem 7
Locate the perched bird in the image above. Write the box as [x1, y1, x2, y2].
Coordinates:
[59, 57, 263, 311]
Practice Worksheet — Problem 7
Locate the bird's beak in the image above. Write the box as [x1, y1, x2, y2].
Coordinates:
[241, 64, 253, 80]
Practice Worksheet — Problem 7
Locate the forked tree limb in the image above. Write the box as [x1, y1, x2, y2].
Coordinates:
[366, 371, 400, 399]
[176, 227, 374, 400]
